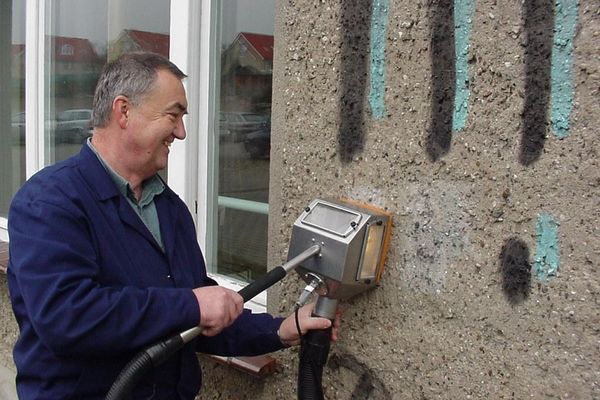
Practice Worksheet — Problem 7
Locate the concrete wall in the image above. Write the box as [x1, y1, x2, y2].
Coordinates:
[202, 0, 599, 398]
[0, 275, 18, 400]
[1, 1, 597, 399]
[0, 275, 17, 370]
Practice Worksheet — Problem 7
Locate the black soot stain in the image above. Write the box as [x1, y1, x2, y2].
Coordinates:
[519, 0, 555, 165]
[338, 0, 373, 163]
[426, 0, 456, 162]
[499, 237, 532, 305]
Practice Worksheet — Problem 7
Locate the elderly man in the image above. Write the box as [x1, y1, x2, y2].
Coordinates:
[7, 52, 334, 399]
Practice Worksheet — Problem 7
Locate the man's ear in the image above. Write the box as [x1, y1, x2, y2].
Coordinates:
[112, 95, 130, 129]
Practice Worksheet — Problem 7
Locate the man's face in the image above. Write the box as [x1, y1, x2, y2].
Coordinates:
[124, 69, 188, 178]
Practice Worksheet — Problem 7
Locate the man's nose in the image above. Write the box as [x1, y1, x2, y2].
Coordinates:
[175, 117, 186, 140]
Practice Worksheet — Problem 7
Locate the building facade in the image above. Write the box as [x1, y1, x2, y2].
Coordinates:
[1, 0, 599, 399]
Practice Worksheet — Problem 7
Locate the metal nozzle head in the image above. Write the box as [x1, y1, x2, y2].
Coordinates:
[295, 273, 325, 308]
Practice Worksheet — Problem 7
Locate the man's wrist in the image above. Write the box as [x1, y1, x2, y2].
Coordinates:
[277, 328, 293, 348]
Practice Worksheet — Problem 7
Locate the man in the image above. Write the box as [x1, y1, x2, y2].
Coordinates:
[7, 52, 335, 399]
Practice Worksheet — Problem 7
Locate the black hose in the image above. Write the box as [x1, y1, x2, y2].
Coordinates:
[106, 266, 288, 400]
[297, 327, 332, 400]
[105, 335, 184, 400]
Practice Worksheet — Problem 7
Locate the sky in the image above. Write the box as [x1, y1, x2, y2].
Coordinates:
[12, 0, 275, 50]
[222, 0, 275, 44]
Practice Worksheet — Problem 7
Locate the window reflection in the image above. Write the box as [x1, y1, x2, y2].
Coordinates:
[47, 34, 100, 156]
[45, 0, 171, 179]
[215, 1, 274, 282]
[0, 1, 25, 218]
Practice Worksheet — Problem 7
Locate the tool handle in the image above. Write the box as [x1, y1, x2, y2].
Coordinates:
[106, 265, 289, 400]
[238, 265, 286, 302]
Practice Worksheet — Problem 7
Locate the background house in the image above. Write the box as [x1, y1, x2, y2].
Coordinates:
[10, 44, 24, 80]
[109, 29, 170, 60]
[47, 36, 102, 98]
[48, 36, 100, 75]
[220, 32, 273, 113]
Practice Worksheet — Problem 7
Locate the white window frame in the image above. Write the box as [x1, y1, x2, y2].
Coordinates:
[169, 0, 266, 312]
[0, 0, 43, 241]
[1, 0, 267, 312]
[0, 221, 6, 242]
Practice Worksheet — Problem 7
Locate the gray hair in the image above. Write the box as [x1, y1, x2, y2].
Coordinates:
[91, 52, 187, 128]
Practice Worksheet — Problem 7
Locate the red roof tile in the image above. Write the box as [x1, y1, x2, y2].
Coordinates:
[12, 44, 25, 57]
[48, 36, 98, 63]
[125, 29, 170, 57]
[238, 32, 274, 61]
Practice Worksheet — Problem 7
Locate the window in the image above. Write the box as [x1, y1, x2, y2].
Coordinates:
[0, 1, 26, 234]
[60, 43, 73, 55]
[0, 1, 173, 242]
[1, 1, 278, 296]
[45, 0, 171, 177]
[209, 1, 275, 284]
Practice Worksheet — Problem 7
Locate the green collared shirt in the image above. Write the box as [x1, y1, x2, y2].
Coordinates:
[87, 139, 165, 250]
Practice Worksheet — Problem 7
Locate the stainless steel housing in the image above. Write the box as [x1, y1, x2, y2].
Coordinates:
[287, 199, 391, 300]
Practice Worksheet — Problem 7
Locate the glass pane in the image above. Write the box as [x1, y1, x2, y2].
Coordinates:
[302, 202, 362, 238]
[0, 1, 26, 218]
[45, 0, 171, 181]
[215, 1, 275, 282]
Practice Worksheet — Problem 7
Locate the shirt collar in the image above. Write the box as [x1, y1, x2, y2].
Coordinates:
[86, 138, 165, 205]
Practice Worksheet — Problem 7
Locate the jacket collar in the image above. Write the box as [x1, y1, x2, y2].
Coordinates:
[75, 143, 180, 258]
[76, 143, 122, 201]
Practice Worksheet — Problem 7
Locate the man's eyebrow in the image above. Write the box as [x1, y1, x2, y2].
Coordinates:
[167, 102, 188, 114]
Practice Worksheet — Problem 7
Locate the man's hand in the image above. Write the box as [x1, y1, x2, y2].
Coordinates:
[278, 303, 342, 347]
[192, 286, 243, 336]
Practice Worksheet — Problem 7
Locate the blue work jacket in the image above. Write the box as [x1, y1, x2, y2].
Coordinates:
[7, 145, 284, 400]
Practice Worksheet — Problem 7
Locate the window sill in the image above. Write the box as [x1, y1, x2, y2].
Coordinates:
[207, 354, 278, 378]
[208, 273, 267, 313]
[0, 241, 8, 274]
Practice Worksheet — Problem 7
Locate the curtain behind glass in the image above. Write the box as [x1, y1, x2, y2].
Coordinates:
[0, 1, 25, 218]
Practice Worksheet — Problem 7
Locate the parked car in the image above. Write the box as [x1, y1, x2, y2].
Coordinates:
[55, 109, 93, 144]
[243, 117, 271, 159]
[11, 111, 26, 145]
[219, 112, 268, 142]
[10, 112, 57, 145]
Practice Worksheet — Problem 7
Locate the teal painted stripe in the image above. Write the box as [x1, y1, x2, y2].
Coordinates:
[532, 214, 560, 281]
[368, 0, 389, 120]
[453, 0, 475, 132]
[551, 0, 579, 139]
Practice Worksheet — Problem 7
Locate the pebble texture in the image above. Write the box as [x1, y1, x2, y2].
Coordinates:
[0, 1, 597, 399]
[200, 0, 599, 399]
[0, 275, 18, 400]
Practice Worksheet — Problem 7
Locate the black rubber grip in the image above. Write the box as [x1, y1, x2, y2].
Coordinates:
[238, 266, 287, 302]
[145, 335, 185, 366]
[105, 336, 184, 400]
